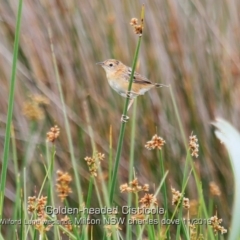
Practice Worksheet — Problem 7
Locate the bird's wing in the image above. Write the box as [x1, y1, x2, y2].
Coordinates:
[126, 68, 153, 85]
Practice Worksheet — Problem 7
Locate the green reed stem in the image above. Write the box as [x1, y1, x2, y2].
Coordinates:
[46, 215, 77, 240]
[147, 213, 155, 240]
[81, 176, 94, 240]
[169, 86, 187, 148]
[47, 144, 56, 206]
[126, 99, 137, 240]
[137, 171, 168, 240]
[164, 169, 192, 236]
[109, 5, 145, 205]
[158, 150, 170, 240]
[48, 27, 83, 206]
[9, 127, 20, 239]
[0, 0, 23, 222]
[176, 151, 191, 238]
[108, 125, 113, 192]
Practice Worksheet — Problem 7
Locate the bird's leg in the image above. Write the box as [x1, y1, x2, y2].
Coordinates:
[120, 99, 135, 122]
[127, 98, 135, 111]
[120, 91, 136, 122]
[126, 90, 138, 98]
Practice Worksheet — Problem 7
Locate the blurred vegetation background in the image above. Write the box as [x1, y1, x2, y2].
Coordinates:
[1, 0, 240, 238]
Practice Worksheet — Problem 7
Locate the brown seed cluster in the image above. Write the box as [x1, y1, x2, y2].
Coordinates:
[56, 170, 72, 202]
[61, 215, 73, 233]
[28, 196, 47, 217]
[120, 178, 158, 220]
[189, 199, 199, 216]
[189, 134, 199, 158]
[189, 224, 197, 239]
[139, 193, 158, 208]
[171, 187, 182, 206]
[131, 212, 145, 221]
[209, 181, 221, 196]
[34, 218, 53, 233]
[27, 196, 37, 213]
[171, 187, 190, 209]
[46, 125, 60, 143]
[210, 215, 227, 235]
[130, 17, 143, 35]
[183, 197, 190, 209]
[33, 94, 50, 105]
[131, 193, 158, 221]
[84, 152, 105, 177]
[145, 134, 166, 150]
[104, 224, 122, 237]
[120, 178, 149, 193]
[23, 94, 49, 121]
[27, 196, 52, 233]
[130, 18, 138, 26]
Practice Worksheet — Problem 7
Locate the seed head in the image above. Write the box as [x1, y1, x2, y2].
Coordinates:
[27, 195, 52, 233]
[189, 199, 199, 216]
[130, 17, 143, 35]
[183, 197, 190, 209]
[189, 133, 199, 158]
[61, 216, 73, 233]
[27, 195, 48, 217]
[34, 218, 53, 233]
[134, 25, 143, 34]
[46, 125, 60, 143]
[142, 184, 149, 192]
[104, 223, 122, 237]
[84, 152, 105, 177]
[120, 178, 149, 194]
[171, 187, 182, 206]
[145, 134, 166, 150]
[131, 213, 145, 221]
[32, 94, 50, 105]
[27, 196, 37, 213]
[210, 215, 227, 235]
[139, 193, 158, 208]
[56, 170, 72, 201]
[120, 183, 131, 193]
[22, 94, 49, 121]
[189, 224, 197, 239]
[209, 181, 221, 196]
[130, 18, 138, 26]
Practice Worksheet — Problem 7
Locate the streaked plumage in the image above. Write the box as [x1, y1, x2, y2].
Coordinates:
[97, 59, 166, 114]
[97, 59, 163, 99]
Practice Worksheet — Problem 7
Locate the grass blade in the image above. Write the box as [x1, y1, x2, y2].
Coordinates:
[0, 0, 23, 222]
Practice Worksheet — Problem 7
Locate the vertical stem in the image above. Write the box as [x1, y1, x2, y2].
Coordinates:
[0, 0, 23, 221]
[48, 26, 83, 206]
[47, 144, 56, 206]
[126, 99, 137, 240]
[158, 150, 170, 240]
[81, 176, 94, 240]
[109, 5, 145, 204]
[108, 125, 113, 192]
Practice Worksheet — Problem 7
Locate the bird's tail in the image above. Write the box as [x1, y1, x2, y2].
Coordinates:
[155, 83, 170, 88]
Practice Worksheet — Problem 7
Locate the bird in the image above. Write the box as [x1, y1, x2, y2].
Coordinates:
[97, 59, 168, 121]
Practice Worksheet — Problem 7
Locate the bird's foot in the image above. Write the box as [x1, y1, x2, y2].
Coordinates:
[121, 114, 130, 123]
[126, 91, 133, 98]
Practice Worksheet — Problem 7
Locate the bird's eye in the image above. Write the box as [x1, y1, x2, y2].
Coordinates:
[109, 63, 113, 67]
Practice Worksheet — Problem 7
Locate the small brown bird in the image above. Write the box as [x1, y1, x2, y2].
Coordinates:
[97, 59, 167, 120]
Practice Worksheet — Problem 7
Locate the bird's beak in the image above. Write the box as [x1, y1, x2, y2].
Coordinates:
[96, 62, 104, 66]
